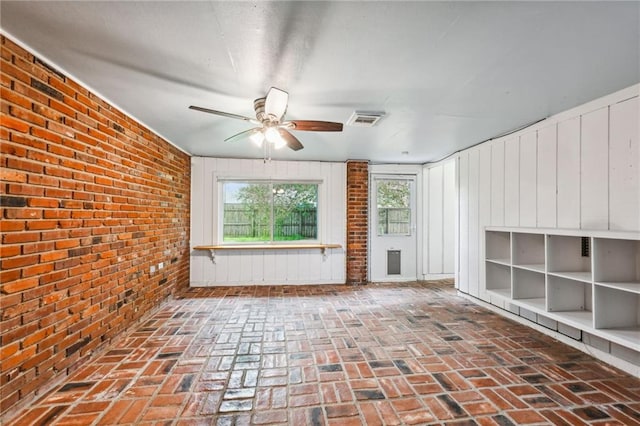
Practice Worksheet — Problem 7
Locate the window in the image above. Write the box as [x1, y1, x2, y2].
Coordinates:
[376, 179, 411, 235]
[222, 181, 318, 243]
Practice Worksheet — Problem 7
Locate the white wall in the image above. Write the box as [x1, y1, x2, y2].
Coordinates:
[457, 84, 640, 298]
[190, 157, 346, 285]
[423, 158, 456, 278]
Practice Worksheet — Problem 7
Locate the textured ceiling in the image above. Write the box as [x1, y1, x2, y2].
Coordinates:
[1, 1, 638, 163]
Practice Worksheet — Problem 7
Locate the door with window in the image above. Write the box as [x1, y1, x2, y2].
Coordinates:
[370, 175, 417, 281]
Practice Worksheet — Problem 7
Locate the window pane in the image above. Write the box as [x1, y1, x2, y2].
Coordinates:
[377, 180, 411, 235]
[273, 183, 318, 241]
[222, 181, 319, 243]
[223, 182, 271, 242]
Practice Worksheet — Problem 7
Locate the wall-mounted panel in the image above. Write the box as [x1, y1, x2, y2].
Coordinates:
[557, 117, 581, 229]
[581, 107, 609, 230]
[468, 149, 480, 297]
[490, 139, 505, 226]
[424, 158, 456, 276]
[443, 160, 456, 273]
[458, 152, 470, 293]
[427, 166, 444, 273]
[537, 124, 557, 228]
[504, 137, 520, 227]
[610, 97, 640, 231]
[478, 145, 492, 297]
[519, 132, 538, 227]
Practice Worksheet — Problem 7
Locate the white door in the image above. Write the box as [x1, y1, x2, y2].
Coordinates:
[370, 175, 417, 281]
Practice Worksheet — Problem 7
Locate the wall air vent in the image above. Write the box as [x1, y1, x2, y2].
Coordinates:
[346, 111, 386, 127]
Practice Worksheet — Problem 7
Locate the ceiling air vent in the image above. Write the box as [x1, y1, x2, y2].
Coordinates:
[346, 111, 386, 127]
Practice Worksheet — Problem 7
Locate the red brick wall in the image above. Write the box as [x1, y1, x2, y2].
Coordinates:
[0, 35, 191, 419]
[346, 161, 368, 284]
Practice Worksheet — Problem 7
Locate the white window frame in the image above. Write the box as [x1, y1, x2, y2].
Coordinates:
[216, 178, 322, 245]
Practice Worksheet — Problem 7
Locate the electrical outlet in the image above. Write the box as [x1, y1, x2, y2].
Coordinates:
[158, 262, 164, 270]
[150, 265, 156, 273]
[581, 237, 590, 257]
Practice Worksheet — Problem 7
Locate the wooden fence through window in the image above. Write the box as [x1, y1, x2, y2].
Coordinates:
[223, 204, 317, 239]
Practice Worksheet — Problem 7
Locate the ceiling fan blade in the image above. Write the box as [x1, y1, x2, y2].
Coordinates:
[225, 127, 261, 143]
[278, 128, 304, 151]
[264, 87, 288, 120]
[287, 120, 343, 132]
[189, 105, 256, 122]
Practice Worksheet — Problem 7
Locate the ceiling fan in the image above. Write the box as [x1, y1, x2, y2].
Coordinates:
[189, 87, 343, 152]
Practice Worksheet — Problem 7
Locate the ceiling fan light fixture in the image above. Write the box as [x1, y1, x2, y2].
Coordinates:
[250, 130, 265, 147]
[273, 136, 287, 150]
[264, 127, 286, 149]
[264, 127, 279, 143]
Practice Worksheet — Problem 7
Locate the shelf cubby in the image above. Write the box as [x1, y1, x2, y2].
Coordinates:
[547, 275, 592, 313]
[547, 235, 592, 282]
[593, 238, 640, 285]
[594, 285, 639, 328]
[593, 285, 640, 350]
[512, 232, 545, 272]
[485, 261, 511, 297]
[512, 267, 545, 300]
[486, 231, 511, 265]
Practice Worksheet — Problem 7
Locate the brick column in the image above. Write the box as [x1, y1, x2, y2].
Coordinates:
[346, 161, 369, 284]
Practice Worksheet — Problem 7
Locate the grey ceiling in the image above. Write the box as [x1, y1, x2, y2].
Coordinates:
[1, 1, 638, 163]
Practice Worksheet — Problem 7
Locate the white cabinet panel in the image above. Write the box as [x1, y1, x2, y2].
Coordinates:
[504, 137, 520, 227]
[519, 132, 537, 227]
[557, 117, 581, 229]
[537, 125, 557, 228]
[610, 97, 640, 231]
[490, 139, 505, 226]
[581, 107, 609, 230]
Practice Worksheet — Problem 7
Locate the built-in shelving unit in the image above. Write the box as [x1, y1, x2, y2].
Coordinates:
[485, 227, 640, 355]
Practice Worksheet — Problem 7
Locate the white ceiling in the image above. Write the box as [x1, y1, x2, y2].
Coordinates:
[1, 1, 638, 163]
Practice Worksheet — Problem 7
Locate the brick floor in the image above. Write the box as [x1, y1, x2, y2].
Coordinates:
[6, 280, 640, 425]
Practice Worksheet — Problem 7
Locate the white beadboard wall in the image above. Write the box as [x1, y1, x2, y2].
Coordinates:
[457, 84, 640, 299]
[423, 158, 456, 278]
[190, 157, 346, 286]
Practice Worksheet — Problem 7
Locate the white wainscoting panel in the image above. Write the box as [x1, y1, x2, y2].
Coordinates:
[427, 165, 444, 273]
[423, 158, 456, 277]
[490, 139, 505, 226]
[557, 117, 581, 229]
[443, 160, 456, 273]
[581, 107, 609, 230]
[458, 152, 470, 293]
[468, 148, 480, 297]
[504, 137, 520, 227]
[537, 124, 557, 228]
[609, 97, 639, 231]
[519, 132, 537, 227]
